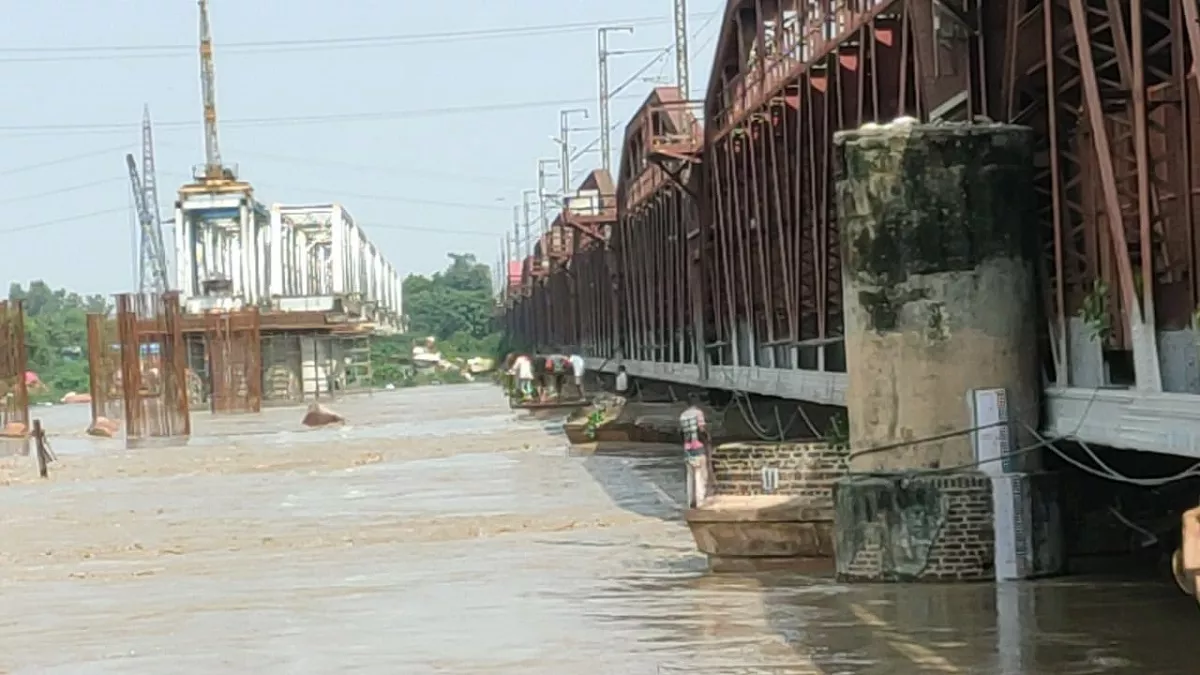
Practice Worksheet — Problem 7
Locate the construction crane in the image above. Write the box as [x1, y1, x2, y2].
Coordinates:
[197, 0, 231, 182]
[127, 108, 170, 294]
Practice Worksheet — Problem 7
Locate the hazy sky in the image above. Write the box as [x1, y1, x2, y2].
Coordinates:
[0, 0, 722, 295]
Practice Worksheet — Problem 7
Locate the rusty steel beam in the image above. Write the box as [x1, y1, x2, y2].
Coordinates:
[701, 1, 927, 370]
[611, 89, 705, 364]
[85, 313, 122, 425]
[0, 300, 30, 446]
[206, 307, 263, 414]
[510, 173, 617, 354]
[999, 0, 1191, 389]
[115, 291, 191, 443]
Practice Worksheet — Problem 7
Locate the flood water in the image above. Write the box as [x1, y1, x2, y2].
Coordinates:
[0, 385, 1194, 673]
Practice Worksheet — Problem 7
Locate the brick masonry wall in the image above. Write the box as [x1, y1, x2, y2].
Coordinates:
[710, 442, 849, 507]
[834, 473, 995, 582]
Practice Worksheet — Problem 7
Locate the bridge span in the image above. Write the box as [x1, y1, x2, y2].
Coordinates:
[501, 0, 1200, 461]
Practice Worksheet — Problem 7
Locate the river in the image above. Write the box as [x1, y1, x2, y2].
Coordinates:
[0, 385, 1192, 673]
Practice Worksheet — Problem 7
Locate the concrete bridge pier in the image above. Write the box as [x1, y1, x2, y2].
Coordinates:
[831, 121, 1063, 582]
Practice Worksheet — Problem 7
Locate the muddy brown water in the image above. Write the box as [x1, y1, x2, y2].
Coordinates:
[0, 385, 1194, 673]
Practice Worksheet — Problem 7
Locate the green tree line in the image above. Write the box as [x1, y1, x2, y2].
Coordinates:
[4, 253, 501, 397]
[7, 281, 110, 400]
[363, 253, 503, 386]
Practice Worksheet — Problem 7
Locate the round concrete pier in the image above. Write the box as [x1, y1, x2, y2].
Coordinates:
[832, 121, 1043, 583]
[836, 120, 1041, 473]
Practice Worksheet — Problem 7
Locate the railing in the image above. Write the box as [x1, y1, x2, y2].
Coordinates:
[647, 100, 705, 152]
[712, 0, 897, 135]
[623, 164, 672, 212]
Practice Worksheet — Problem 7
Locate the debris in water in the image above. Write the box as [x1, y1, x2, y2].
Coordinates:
[302, 402, 345, 428]
[87, 416, 121, 438]
[0, 421, 27, 438]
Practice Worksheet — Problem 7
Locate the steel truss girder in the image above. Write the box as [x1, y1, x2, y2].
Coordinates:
[1003, 0, 1199, 390]
[612, 183, 696, 364]
[701, 1, 925, 368]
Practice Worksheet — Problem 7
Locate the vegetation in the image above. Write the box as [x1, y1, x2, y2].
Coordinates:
[403, 253, 498, 344]
[7, 281, 110, 402]
[369, 253, 503, 386]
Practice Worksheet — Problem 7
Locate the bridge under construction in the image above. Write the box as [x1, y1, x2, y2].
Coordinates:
[0, 0, 405, 448]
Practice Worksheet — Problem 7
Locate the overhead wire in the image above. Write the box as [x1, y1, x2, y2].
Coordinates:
[157, 170, 511, 212]
[608, 9, 721, 98]
[0, 14, 717, 62]
[0, 144, 132, 175]
[0, 206, 130, 234]
[158, 143, 525, 189]
[562, 10, 722, 178]
[0, 94, 651, 138]
[0, 177, 126, 205]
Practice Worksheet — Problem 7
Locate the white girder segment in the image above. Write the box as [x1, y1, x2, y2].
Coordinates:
[176, 199, 401, 320]
[176, 191, 266, 309]
[272, 203, 402, 318]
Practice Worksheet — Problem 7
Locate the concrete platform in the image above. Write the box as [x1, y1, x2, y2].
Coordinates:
[685, 495, 836, 574]
[509, 398, 589, 412]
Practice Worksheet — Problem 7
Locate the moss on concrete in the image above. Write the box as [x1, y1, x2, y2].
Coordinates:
[834, 122, 1035, 332]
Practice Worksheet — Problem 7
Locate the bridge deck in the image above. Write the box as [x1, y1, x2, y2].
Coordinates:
[586, 357, 1200, 459]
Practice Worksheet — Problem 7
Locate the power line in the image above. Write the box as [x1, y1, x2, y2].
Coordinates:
[360, 222, 499, 237]
[155, 169, 512, 212]
[0, 206, 129, 234]
[607, 11, 720, 98]
[0, 202, 502, 239]
[0, 145, 131, 175]
[159, 143, 525, 189]
[243, 179, 511, 212]
[0, 13, 716, 62]
[0, 177, 125, 205]
[0, 94, 649, 138]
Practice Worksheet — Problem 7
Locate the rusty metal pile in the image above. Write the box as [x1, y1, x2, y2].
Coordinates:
[78, 292, 377, 441]
[112, 292, 191, 442]
[0, 300, 30, 449]
[85, 314, 122, 425]
[205, 307, 263, 414]
[502, 0, 1200, 393]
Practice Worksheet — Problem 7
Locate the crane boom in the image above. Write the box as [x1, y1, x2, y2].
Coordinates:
[141, 106, 168, 278]
[198, 0, 223, 178]
[127, 154, 170, 294]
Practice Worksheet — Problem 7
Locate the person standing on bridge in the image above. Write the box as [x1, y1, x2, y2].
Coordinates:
[614, 365, 629, 396]
[569, 353, 586, 399]
[511, 354, 534, 401]
[679, 393, 711, 508]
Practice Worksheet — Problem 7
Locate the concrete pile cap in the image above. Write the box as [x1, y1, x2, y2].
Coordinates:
[832, 117, 1033, 146]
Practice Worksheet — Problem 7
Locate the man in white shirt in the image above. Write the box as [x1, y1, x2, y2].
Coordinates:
[511, 354, 534, 400]
[614, 365, 629, 395]
[568, 353, 586, 398]
[679, 393, 710, 508]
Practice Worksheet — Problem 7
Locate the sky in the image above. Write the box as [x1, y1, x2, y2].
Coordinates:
[0, 0, 723, 296]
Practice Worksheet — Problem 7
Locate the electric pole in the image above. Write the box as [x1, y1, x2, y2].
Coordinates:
[537, 158, 559, 237]
[512, 206, 521, 262]
[598, 26, 634, 173]
[522, 189, 536, 257]
[673, 0, 689, 97]
[558, 108, 588, 195]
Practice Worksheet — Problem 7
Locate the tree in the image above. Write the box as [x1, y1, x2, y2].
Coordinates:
[7, 281, 110, 400]
[403, 254, 496, 342]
